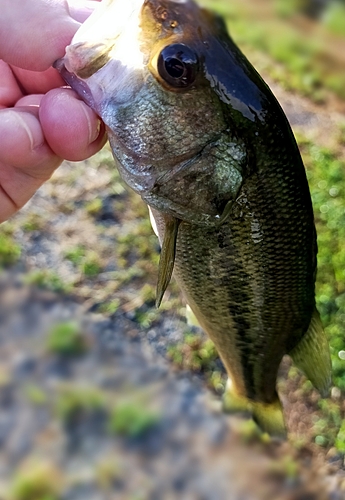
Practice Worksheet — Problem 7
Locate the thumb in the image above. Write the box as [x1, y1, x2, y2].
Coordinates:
[0, 0, 94, 72]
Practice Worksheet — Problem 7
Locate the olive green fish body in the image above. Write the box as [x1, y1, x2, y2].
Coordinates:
[57, 0, 331, 435]
[151, 119, 316, 406]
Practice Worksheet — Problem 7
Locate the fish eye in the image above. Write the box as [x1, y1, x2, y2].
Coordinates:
[157, 44, 198, 89]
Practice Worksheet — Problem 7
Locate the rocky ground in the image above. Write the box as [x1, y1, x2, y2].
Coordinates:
[1, 52, 345, 500]
[2, 276, 343, 500]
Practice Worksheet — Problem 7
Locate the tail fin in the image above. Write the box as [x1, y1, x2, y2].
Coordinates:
[289, 308, 332, 397]
[223, 379, 286, 438]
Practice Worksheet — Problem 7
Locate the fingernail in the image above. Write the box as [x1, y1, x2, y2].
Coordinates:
[79, 100, 101, 144]
[68, 1, 97, 23]
[11, 110, 44, 150]
[91, 118, 101, 143]
[15, 112, 35, 149]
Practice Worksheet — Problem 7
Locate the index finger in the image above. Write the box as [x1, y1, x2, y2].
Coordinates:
[10, 66, 66, 95]
[0, 60, 23, 107]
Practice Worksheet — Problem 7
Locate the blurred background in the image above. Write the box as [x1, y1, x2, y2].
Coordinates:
[1, 0, 345, 499]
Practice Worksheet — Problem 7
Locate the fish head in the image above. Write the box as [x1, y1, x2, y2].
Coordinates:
[56, 0, 273, 225]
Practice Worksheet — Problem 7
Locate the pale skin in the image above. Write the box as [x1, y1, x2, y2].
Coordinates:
[0, 0, 107, 223]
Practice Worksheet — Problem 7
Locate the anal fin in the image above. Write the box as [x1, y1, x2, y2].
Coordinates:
[223, 378, 251, 415]
[186, 304, 201, 328]
[289, 308, 332, 397]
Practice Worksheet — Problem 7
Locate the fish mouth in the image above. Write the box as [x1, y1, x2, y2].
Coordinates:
[53, 58, 97, 111]
[54, 0, 147, 116]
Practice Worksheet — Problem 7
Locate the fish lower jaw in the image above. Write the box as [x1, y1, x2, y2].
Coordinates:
[54, 60, 97, 111]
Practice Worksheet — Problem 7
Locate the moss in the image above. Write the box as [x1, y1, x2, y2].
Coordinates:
[65, 247, 102, 277]
[209, 371, 226, 393]
[168, 333, 219, 372]
[117, 223, 158, 263]
[274, 0, 305, 18]
[55, 385, 106, 423]
[108, 401, 159, 437]
[0, 232, 21, 267]
[336, 122, 345, 146]
[85, 198, 103, 216]
[24, 270, 71, 294]
[64, 245, 85, 265]
[22, 213, 46, 232]
[312, 399, 343, 447]
[46, 322, 87, 356]
[140, 283, 156, 304]
[134, 309, 159, 328]
[98, 299, 121, 315]
[167, 332, 226, 390]
[299, 141, 345, 385]
[0, 221, 15, 236]
[24, 385, 47, 406]
[286, 138, 345, 449]
[322, 2, 345, 36]
[81, 252, 102, 277]
[335, 420, 345, 454]
[10, 460, 62, 500]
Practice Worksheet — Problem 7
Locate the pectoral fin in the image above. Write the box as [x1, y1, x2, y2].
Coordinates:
[155, 217, 180, 308]
[216, 199, 234, 226]
[289, 308, 332, 397]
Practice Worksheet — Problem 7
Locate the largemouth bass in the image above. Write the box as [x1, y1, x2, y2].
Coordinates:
[56, 0, 331, 436]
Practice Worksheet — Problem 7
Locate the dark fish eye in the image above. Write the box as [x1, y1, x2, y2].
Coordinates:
[157, 43, 199, 89]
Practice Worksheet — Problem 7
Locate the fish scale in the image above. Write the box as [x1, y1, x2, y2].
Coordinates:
[56, 0, 331, 435]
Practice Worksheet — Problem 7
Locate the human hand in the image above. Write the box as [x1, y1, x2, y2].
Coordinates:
[0, 0, 107, 223]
